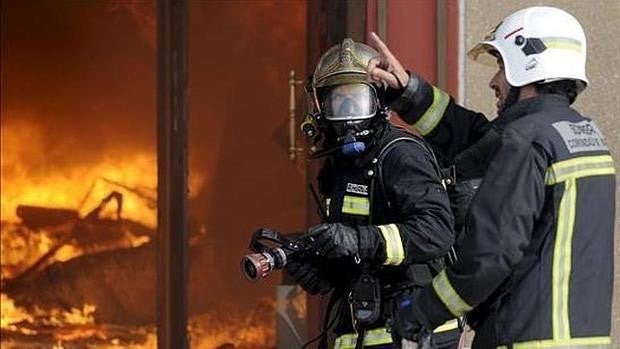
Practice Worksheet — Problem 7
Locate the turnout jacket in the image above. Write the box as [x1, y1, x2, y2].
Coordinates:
[317, 124, 456, 339]
[392, 76, 616, 348]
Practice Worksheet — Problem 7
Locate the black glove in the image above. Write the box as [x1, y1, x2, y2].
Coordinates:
[307, 223, 385, 261]
[284, 259, 332, 295]
[306, 223, 359, 259]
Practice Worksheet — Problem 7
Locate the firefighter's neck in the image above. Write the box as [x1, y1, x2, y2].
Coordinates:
[518, 85, 539, 101]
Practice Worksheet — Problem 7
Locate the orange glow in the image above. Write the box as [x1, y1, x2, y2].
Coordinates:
[0, 115, 209, 347]
[0, 293, 34, 331]
[1, 117, 204, 228]
[0, 116, 204, 278]
[189, 302, 276, 349]
[0, 293, 276, 349]
[43, 303, 96, 327]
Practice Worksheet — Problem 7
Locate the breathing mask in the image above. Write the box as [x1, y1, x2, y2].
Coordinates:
[302, 38, 387, 158]
[322, 83, 379, 156]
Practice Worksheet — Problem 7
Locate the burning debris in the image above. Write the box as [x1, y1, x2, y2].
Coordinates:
[0, 179, 276, 348]
[0, 178, 158, 346]
[0, 118, 274, 347]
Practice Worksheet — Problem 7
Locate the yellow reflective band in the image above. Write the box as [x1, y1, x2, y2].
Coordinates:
[545, 155, 615, 185]
[433, 318, 459, 333]
[378, 224, 405, 266]
[508, 336, 611, 348]
[333, 322, 460, 348]
[412, 86, 449, 136]
[432, 270, 473, 317]
[542, 38, 583, 53]
[341, 195, 369, 216]
[325, 198, 331, 217]
[552, 177, 577, 340]
[334, 327, 392, 349]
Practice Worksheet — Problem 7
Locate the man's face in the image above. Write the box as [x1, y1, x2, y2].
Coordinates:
[489, 56, 511, 113]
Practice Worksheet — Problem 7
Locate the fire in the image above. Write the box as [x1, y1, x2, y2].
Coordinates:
[0, 293, 34, 331]
[0, 293, 95, 329]
[43, 303, 96, 327]
[188, 301, 276, 349]
[1, 291, 277, 349]
[1, 117, 204, 228]
[0, 115, 209, 347]
[0, 116, 204, 277]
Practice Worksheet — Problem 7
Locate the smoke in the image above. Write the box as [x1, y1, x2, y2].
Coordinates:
[1, 0, 156, 168]
[106, 0, 156, 48]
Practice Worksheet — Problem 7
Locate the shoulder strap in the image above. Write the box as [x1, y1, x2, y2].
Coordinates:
[369, 136, 457, 269]
[374, 136, 443, 211]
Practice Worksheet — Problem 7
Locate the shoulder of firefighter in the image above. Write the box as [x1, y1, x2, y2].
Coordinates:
[392, 77, 616, 347]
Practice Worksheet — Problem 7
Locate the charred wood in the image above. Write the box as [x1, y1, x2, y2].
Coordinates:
[2, 238, 220, 325]
[16, 206, 79, 230]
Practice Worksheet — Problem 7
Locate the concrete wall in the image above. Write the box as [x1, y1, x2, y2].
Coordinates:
[462, 0, 620, 342]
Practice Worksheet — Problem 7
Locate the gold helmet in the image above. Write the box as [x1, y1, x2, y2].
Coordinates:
[305, 38, 381, 126]
[313, 38, 379, 89]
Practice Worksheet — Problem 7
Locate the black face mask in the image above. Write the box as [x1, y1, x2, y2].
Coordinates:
[324, 120, 371, 156]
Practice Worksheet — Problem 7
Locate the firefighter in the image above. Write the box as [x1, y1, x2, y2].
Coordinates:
[367, 6, 616, 348]
[284, 38, 460, 348]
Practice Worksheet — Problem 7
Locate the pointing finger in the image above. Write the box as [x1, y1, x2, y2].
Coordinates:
[369, 32, 393, 58]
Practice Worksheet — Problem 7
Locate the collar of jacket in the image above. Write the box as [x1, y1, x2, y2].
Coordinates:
[495, 94, 570, 127]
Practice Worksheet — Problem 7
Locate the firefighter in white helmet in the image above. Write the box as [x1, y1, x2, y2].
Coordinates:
[368, 6, 615, 348]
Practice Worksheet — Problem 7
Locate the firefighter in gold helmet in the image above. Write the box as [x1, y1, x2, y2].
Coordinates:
[284, 38, 461, 348]
[368, 6, 615, 348]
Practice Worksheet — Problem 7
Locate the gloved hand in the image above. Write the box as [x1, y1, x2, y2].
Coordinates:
[392, 290, 428, 342]
[284, 259, 332, 295]
[306, 223, 359, 259]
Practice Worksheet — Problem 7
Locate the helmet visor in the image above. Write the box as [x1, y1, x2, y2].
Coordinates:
[322, 83, 378, 121]
[468, 42, 500, 67]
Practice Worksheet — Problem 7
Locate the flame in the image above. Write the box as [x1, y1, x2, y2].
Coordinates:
[1, 293, 96, 328]
[0, 293, 34, 330]
[42, 303, 96, 327]
[0, 295, 277, 348]
[1, 117, 204, 228]
[0, 115, 208, 345]
[188, 302, 276, 349]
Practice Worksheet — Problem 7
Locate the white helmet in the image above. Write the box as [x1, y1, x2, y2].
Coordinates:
[468, 6, 588, 89]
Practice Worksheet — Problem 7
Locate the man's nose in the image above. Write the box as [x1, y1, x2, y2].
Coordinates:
[338, 97, 360, 115]
[489, 70, 500, 90]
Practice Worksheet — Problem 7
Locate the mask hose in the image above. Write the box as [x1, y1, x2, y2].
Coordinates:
[341, 129, 366, 156]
